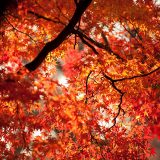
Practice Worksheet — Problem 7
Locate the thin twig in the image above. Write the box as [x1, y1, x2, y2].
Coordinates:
[114, 67, 160, 82]
[109, 93, 124, 130]
[4, 16, 37, 43]
[85, 71, 92, 104]
[28, 10, 66, 26]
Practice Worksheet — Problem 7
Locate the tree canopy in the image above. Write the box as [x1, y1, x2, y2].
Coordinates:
[0, 0, 160, 159]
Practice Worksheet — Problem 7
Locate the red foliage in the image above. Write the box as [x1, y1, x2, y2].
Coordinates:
[0, 0, 159, 159]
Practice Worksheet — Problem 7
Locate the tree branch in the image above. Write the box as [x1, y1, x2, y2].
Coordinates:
[26, 7, 124, 66]
[73, 29, 124, 60]
[103, 73, 123, 94]
[103, 72, 125, 129]
[109, 93, 124, 130]
[5, 16, 37, 43]
[74, 0, 78, 6]
[25, 0, 92, 71]
[26, 10, 123, 60]
[114, 67, 160, 82]
[78, 32, 99, 55]
[85, 71, 92, 104]
[28, 10, 66, 26]
[102, 66, 160, 129]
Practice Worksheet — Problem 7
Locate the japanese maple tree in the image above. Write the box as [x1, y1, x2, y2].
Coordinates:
[0, 0, 160, 159]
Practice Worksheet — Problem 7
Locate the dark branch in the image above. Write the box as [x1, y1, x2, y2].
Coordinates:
[85, 71, 92, 104]
[103, 73, 123, 94]
[109, 93, 124, 130]
[25, 0, 92, 71]
[103, 66, 160, 129]
[103, 67, 160, 83]
[28, 11, 66, 26]
[101, 31, 110, 47]
[78, 33, 99, 55]
[5, 17, 37, 43]
[73, 29, 124, 60]
[103, 72, 125, 129]
[114, 67, 160, 82]
[121, 16, 143, 41]
[26, 9, 123, 63]
[74, 0, 78, 6]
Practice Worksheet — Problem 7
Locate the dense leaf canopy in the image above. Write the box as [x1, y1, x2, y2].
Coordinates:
[0, 0, 160, 159]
